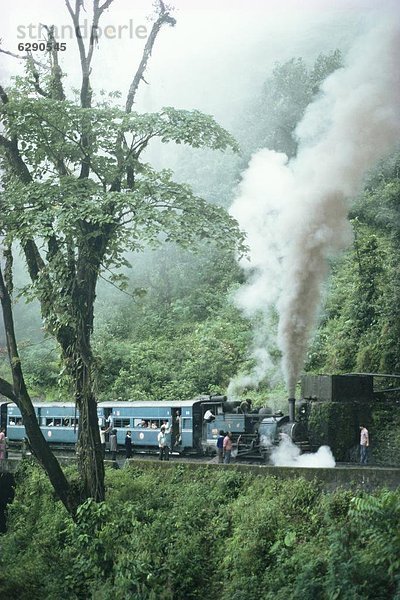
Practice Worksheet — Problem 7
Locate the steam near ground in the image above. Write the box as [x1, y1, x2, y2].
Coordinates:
[229, 19, 400, 397]
[271, 437, 336, 468]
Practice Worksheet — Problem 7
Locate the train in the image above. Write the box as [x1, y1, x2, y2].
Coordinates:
[1, 373, 389, 461]
[0, 394, 308, 460]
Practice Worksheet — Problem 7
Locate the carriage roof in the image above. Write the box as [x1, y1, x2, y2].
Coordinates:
[4, 398, 209, 412]
[98, 399, 204, 409]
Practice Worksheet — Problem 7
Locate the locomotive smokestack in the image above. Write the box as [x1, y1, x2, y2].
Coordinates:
[288, 397, 296, 422]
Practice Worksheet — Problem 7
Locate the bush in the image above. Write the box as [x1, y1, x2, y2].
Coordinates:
[1, 462, 399, 599]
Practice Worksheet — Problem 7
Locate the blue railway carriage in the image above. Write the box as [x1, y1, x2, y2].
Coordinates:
[1, 402, 103, 446]
[4, 403, 79, 445]
[0, 397, 220, 454]
[99, 399, 205, 453]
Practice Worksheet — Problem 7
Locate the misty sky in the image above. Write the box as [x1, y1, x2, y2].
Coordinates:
[1, 0, 398, 130]
[1, 0, 399, 349]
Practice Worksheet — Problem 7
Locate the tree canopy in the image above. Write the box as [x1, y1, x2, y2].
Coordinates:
[0, 0, 243, 510]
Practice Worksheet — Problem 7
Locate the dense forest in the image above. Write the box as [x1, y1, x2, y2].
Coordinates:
[1, 2, 399, 598]
[1, 462, 400, 600]
[2, 50, 399, 406]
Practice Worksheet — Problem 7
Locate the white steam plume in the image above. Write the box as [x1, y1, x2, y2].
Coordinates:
[271, 437, 336, 469]
[230, 21, 400, 397]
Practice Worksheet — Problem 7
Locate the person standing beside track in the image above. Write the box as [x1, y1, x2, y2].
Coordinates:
[158, 425, 170, 461]
[217, 430, 225, 463]
[359, 425, 369, 465]
[125, 430, 133, 459]
[223, 431, 233, 464]
[99, 425, 109, 459]
[109, 429, 118, 461]
[0, 427, 6, 460]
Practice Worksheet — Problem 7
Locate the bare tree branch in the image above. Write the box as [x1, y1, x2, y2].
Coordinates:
[0, 377, 17, 402]
[100, 0, 114, 11]
[43, 26, 66, 101]
[87, 0, 115, 67]
[125, 1, 176, 113]
[65, 0, 89, 106]
[0, 47, 46, 68]
[66, 0, 116, 178]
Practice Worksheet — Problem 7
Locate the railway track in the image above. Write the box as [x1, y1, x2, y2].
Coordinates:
[6, 447, 400, 470]
[3, 450, 400, 492]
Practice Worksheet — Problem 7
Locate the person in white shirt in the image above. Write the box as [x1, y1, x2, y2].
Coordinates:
[359, 425, 369, 465]
[157, 426, 169, 461]
[203, 409, 215, 423]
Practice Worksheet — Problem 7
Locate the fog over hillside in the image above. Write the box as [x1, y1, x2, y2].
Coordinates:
[1, 0, 398, 352]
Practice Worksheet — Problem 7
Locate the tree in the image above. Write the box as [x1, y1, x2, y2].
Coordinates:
[0, 256, 77, 515]
[305, 151, 400, 375]
[0, 0, 243, 505]
[242, 50, 343, 159]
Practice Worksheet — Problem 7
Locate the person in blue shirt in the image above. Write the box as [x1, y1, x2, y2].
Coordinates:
[217, 430, 225, 464]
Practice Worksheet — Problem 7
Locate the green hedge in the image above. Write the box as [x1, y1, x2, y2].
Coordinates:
[1, 462, 399, 599]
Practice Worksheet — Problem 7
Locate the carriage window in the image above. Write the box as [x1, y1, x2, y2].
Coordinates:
[113, 418, 131, 428]
[42, 416, 77, 427]
[134, 418, 151, 428]
[182, 418, 191, 429]
[9, 416, 23, 426]
[133, 419, 165, 429]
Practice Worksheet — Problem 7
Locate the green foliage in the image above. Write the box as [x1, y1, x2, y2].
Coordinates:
[306, 150, 400, 376]
[90, 242, 252, 400]
[0, 92, 238, 183]
[242, 50, 343, 159]
[372, 406, 400, 467]
[307, 402, 368, 461]
[349, 491, 400, 580]
[95, 299, 250, 400]
[2, 463, 400, 599]
[0, 461, 70, 599]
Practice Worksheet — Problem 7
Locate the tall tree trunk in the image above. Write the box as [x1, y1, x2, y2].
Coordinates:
[65, 232, 108, 501]
[74, 359, 105, 502]
[0, 265, 78, 517]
